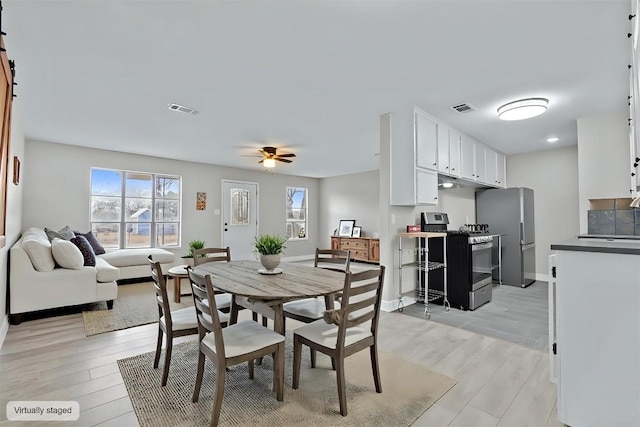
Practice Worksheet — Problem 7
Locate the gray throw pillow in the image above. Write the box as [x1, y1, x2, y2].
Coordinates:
[44, 225, 75, 242]
[73, 230, 106, 255]
[70, 235, 96, 267]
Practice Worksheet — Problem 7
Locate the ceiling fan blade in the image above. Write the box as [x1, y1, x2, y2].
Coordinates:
[275, 153, 296, 158]
[276, 158, 293, 163]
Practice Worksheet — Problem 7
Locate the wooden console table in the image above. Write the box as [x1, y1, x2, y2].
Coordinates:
[330, 236, 379, 263]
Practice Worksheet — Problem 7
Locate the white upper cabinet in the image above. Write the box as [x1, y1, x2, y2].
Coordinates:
[460, 135, 475, 180]
[485, 147, 497, 186]
[475, 143, 486, 183]
[449, 128, 461, 177]
[415, 110, 438, 171]
[496, 152, 506, 188]
[437, 122, 450, 174]
[416, 169, 439, 205]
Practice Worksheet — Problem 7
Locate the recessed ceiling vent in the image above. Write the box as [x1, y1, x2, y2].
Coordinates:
[450, 103, 477, 113]
[167, 103, 199, 115]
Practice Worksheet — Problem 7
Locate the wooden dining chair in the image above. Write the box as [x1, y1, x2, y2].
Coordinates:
[292, 266, 385, 416]
[148, 255, 230, 386]
[193, 247, 233, 312]
[283, 248, 350, 367]
[188, 268, 285, 427]
[194, 246, 266, 326]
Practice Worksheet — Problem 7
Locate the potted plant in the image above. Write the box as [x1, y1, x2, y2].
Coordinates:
[254, 234, 288, 272]
[181, 239, 206, 267]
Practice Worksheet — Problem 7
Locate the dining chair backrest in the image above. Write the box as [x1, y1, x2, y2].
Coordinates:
[336, 266, 385, 346]
[193, 247, 231, 266]
[148, 255, 173, 329]
[315, 248, 351, 273]
[187, 267, 226, 359]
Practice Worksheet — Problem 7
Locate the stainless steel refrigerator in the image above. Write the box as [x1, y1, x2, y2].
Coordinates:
[475, 187, 536, 288]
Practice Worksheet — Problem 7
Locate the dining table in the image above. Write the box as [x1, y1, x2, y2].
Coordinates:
[193, 260, 347, 335]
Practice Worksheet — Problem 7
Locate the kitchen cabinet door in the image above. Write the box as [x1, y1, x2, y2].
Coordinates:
[416, 168, 438, 205]
[437, 122, 450, 174]
[415, 110, 438, 171]
[449, 128, 461, 177]
[485, 148, 497, 186]
[460, 135, 475, 180]
[496, 152, 506, 187]
[475, 142, 486, 183]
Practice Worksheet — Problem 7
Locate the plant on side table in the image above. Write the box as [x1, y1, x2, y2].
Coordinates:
[254, 234, 288, 272]
[181, 239, 206, 267]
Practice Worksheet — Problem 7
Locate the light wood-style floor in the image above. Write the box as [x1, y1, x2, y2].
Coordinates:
[0, 306, 563, 426]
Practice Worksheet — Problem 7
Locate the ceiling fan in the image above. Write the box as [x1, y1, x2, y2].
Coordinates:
[256, 146, 296, 167]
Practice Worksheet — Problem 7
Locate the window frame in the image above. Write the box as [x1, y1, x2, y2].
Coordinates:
[90, 167, 181, 249]
[286, 186, 308, 241]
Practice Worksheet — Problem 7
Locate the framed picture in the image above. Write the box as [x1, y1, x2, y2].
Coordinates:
[196, 191, 206, 211]
[352, 226, 362, 238]
[338, 220, 356, 237]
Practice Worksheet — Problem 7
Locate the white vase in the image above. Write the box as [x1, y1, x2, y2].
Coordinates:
[260, 254, 281, 271]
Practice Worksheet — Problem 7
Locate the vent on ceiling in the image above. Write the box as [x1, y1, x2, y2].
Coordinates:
[167, 103, 199, 115]
[450, 103, 477, 113]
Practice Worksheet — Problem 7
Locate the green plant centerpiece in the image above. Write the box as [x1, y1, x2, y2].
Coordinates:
[254, 234, 287, 273]
[181, 239, 206, 267]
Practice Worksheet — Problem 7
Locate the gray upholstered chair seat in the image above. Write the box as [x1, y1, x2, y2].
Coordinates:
[283, 297, 341, 321]
[202, 320, 284, 358]
[294, 320, 372, 350]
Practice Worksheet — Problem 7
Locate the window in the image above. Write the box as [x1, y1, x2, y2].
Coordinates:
[90, 168, 181, 249]
[286, 187, 307, 239]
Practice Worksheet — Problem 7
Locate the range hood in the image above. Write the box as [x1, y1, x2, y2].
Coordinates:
[438, 174, 493, 190]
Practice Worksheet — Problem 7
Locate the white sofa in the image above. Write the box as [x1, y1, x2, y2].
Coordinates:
[9, 227, 176, 324]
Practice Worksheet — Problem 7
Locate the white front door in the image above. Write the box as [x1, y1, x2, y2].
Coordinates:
[222, 180, 258, 260]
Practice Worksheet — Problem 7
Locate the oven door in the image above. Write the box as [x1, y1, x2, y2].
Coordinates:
[471, 241, 493, 290]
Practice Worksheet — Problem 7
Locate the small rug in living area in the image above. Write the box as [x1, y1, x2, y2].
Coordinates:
[117, 338, 457, 426]
[83, 281, 192, 336]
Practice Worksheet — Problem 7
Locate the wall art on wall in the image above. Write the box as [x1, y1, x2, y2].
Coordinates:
[196, 192, 206, 211]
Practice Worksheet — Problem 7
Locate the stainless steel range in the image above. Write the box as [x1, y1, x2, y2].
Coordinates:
[421, 213, 495, 310]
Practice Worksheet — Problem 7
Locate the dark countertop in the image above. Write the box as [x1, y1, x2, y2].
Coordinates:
[551, 236, 640, 255]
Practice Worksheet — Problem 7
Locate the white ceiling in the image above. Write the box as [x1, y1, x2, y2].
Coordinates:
[4, 0, 631, 178]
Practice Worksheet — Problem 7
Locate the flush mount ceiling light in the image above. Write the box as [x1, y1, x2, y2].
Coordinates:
[442, 182, 454, 188]
[546, 137, 559, 143]
[263, 158, 276, 168]
[497, 98, 549, 121]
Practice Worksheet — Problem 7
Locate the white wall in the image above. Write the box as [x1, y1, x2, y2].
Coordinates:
[318, 170, 379, 247]
[1, 103, 25, 347]
[577, 110, 629, 232]
[507, 146, 580, 278]
[23, 140, 320, 259]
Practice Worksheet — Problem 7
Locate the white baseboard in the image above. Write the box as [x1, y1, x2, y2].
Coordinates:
[0, 315, 8, 350]
[381, 296, 416, 313]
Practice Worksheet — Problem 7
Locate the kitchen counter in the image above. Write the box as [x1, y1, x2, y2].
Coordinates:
[551, 236, 640, 255]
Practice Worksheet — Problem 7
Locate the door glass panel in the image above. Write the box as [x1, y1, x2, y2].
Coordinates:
[230, 189, 250, 225]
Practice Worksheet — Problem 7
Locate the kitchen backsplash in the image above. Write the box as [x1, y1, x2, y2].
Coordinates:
[588, 198, 639, 236]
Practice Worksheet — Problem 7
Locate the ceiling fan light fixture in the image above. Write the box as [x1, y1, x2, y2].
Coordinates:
[497, 98, 549, 121]
[263, 158, 276, 168]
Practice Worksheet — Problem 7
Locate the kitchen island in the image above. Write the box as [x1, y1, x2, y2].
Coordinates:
[549, 236, 640, 427]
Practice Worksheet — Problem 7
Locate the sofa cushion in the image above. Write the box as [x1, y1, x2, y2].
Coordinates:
[45, 226, 75, 241]
[23, 227, 47, 240]
[95, 257, 120, 283]
[99, 248, 175, 267]
[51, 238, 84, 270]
[22, 235, 55, 272]
[71, 235, 96, 267]
[73, 230, 106, 255]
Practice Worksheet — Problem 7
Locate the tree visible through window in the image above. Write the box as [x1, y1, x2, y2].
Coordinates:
[90, 168, 181, 249]
[286, 187, 307, 239]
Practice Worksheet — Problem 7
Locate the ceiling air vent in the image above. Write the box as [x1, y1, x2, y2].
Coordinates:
[167, 103, 199, 115]
[450, 103, 477, 113]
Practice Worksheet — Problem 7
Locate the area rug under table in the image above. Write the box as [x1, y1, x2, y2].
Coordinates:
[118, 338, 457, 426]
[83, 281, 192, 336]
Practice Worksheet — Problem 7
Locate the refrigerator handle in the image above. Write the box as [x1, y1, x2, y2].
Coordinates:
[520, 222, 524, 244]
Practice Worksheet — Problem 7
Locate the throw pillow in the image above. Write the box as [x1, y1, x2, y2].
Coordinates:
[73, 230, 106, 255]
[70, 235, 96, 267]
[51, 238, 84, 270]
[45, 225, 75, 242]
[22, 236, 55, 272]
